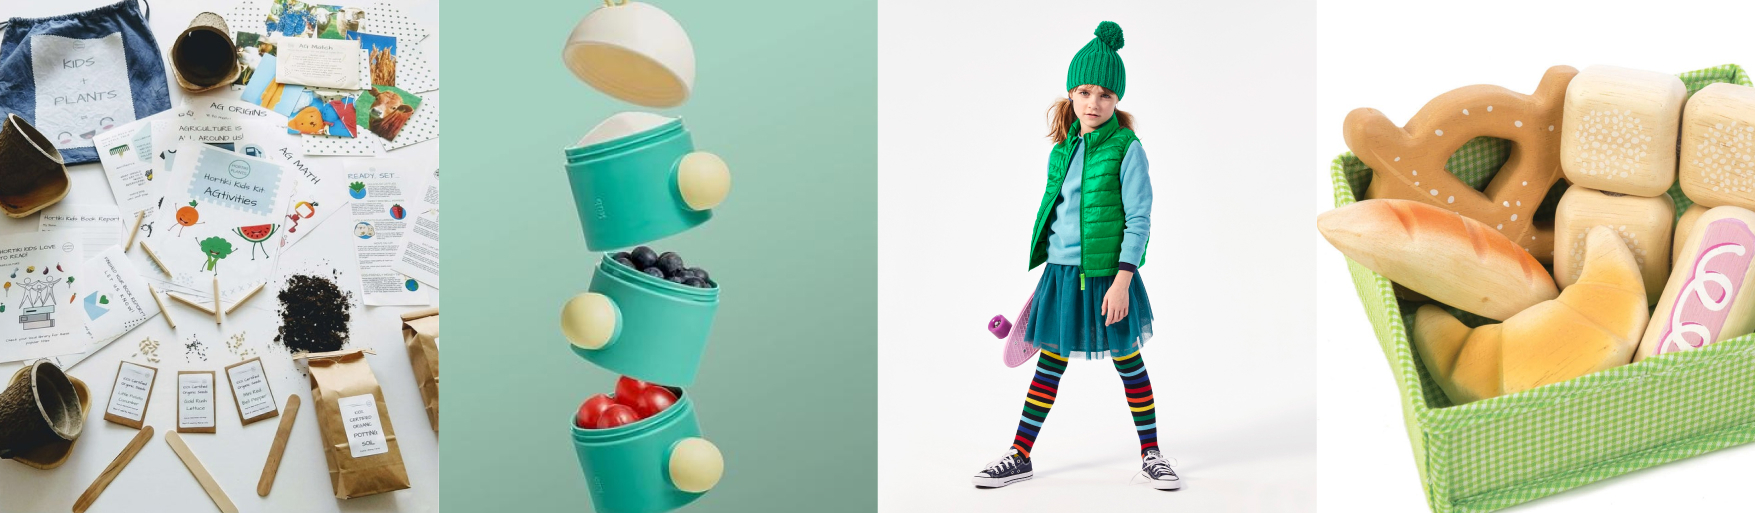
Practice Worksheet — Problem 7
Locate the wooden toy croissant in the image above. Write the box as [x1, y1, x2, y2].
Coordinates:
[1412, 225, 1648, 404]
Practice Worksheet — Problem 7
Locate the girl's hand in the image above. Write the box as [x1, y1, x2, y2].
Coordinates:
[1103, 270, 1133, 326]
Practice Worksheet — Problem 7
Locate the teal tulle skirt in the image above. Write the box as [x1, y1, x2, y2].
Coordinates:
[1023, 264, 1155, 360]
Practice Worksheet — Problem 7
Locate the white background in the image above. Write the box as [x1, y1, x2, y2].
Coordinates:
[0, 0, 439, 512]
[879, 1, 1317, 511]
[1317, 0, 1755, 511]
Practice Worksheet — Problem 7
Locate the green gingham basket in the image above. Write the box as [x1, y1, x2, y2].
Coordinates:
[1329, 64, 1755, 512]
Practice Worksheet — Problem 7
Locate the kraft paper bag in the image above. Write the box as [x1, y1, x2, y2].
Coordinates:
[303, 349, 409, 499]
[400, 307, 438, 432]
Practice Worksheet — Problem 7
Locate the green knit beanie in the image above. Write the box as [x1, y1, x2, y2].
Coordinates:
[1066, 21, 1127, 99]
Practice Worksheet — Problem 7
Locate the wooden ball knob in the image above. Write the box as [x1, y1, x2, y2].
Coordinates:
[561, 292, 618, 350]
[668, 437, 723, 493]
[677, 152, 730, 211]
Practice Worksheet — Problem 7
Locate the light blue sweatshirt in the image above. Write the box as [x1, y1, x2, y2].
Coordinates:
[1045, 138, 1152, 271]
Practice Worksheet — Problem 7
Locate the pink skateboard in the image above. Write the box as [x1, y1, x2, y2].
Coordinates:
[988, 294, 1038, 368]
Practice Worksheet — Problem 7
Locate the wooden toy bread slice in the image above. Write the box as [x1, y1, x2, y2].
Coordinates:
[1318, 198, 1558, 320]
[1412, 225, 1647, 404]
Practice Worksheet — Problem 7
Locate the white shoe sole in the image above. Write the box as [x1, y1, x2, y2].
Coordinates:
[972, 471, 1033, 488]
[1143, 472, 1182, 490]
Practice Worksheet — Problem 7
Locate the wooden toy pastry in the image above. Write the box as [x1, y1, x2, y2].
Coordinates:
[1673, 204, 1709, 265]
[1679, 83, 1755, 210]
[1318, 199, 1558, 321]
[1561, 65, 1686, 197]
[1554, 186, 1673, 303]
[1344, 66, 1576, 259]
[1635, 206, 1755, 361]
[1413, 225, 1648, 404]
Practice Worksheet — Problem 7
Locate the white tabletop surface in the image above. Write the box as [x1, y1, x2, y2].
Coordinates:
[0, 0, 439, 512]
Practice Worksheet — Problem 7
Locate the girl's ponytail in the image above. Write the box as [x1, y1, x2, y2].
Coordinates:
[1046, 97, 1133, 144]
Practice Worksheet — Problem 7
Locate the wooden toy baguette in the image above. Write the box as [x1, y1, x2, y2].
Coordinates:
[1635, 206, 1755, 361]
[1345, 66, 1577, 261]
[1318, 199, 1557, 320]
[1413, 225, 1648, 404]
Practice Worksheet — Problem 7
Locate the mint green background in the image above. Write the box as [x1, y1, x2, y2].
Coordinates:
[440, 1, 876, 511]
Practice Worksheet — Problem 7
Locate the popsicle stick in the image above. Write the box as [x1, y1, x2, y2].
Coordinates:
[164, 431, 238, 513]
[147, 285, 175, 329]
[224, 283, 266, 315]
[73, 426, 154, 513]
[138, 241, 171, 278]
[211, 275, 222, 326]
[166, 292, 217, 315]
[123, 210, 144, 252]
[256, 394, 301, 497]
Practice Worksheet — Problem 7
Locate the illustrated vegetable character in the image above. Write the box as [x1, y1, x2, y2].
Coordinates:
[233, 224, 280, 260]
[348, 181, 367, 199]
[199, 236, 235, 272]
[176, 200, 202, 236]
[286, 201, 318, 233]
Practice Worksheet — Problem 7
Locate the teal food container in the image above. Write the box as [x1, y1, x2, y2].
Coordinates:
[564, 112, 731, 252]
[563, 254, 719, 387]
[570, 389, 723, 513]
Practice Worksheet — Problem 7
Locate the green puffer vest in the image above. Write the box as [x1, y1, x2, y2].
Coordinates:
[1027, 114, 1139, 277]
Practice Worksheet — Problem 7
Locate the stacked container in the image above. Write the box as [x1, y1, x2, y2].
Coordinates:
[556, 2, 731, 512]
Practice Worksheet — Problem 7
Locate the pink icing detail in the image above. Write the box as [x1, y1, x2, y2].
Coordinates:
[1656, 218, 1755, 356]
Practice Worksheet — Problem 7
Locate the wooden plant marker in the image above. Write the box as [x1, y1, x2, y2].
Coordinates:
[165, 430, 239, 513]
[73, 425, 153, 513]
[256, 394, 301, 497]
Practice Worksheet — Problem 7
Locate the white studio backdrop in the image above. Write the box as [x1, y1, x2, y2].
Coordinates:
[0, 0, 440, 512]
[879, 0, 1317, 511]
[1316, 0, 1755, 511]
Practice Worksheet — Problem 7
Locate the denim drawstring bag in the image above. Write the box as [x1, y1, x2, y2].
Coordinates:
[0, 0, 170, 165]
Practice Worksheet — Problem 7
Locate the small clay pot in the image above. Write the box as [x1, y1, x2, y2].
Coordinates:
[171, 12, 240, 92]
[0, 360, 83, 460]
[0, 114, 69, 218]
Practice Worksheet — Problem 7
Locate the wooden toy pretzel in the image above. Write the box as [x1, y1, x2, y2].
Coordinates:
[1344, 66, 1577, 260]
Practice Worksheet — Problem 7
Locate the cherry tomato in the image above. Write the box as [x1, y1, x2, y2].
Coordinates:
[594, 404, 641, 429]
[633, 386, 678, 418]
[575, 393, 614, 429]
[614, 376, 649, 408]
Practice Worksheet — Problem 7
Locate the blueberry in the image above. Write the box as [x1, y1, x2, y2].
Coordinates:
[667, 275, 687, 284]
[631, 246, 659, 268]
[615, 251, 631, 261]
[687, 267, 710, 282]
[642, 267, 665, 280]
[683, 277, 706, 288]
[613, 256, 634, 268]
[657, 252, 685, 275]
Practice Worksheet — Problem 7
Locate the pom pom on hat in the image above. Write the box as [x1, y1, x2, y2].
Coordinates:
[1094, 21, 1124, 51]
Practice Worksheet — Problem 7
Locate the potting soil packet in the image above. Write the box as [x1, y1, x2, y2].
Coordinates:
[305, 348, 410, 498]
[400, 307, 437, 431]
[0, 0, 172, 165]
